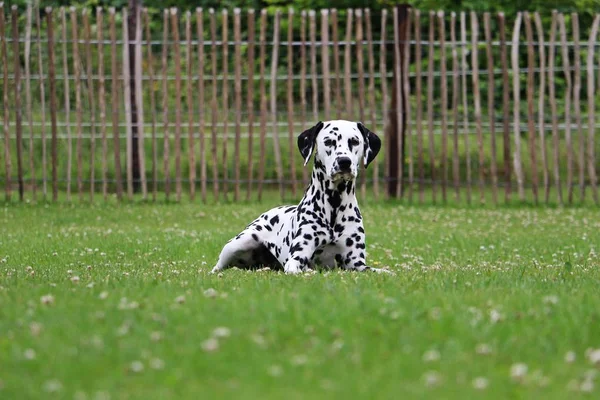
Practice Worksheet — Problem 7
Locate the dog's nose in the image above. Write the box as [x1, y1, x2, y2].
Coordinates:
[337, 157, 352, 172]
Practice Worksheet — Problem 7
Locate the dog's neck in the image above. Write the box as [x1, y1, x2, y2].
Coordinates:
[299, 158, 358, 229]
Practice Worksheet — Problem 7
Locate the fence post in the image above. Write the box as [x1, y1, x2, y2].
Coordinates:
[11, 6, 23, 201]
[387, 4, 410, 198]
[1, 4, 12, 202]
[46, 7, 58, 202]
[128, 0, 141, 193]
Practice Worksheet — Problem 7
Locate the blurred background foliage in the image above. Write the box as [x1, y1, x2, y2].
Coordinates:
[1, 0, 598, 16]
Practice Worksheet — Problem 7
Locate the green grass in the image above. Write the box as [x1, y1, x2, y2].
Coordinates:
[1, 199, 600, 399]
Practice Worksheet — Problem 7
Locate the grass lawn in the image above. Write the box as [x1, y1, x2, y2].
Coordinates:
[1, 198, 599, 399]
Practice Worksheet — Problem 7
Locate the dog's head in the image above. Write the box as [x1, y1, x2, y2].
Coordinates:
[297, 120, 381, 182]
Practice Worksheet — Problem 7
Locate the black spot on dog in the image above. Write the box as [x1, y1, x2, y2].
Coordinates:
[290, 242, 303, 254]
[252, 233, 259, 241]
[354, 207, 362, 219]
[270, 215, 280, 225]
[346, 237, 354, 246]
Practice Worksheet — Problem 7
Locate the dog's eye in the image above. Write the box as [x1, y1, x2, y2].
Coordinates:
[323, 139, 334, 147]
[348, 138, 360, 149]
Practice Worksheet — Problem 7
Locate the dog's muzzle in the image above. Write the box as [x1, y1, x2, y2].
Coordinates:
[332, 157, 355, 181]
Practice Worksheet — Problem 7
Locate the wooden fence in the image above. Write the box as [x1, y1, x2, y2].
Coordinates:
[0, 4, 599, 205]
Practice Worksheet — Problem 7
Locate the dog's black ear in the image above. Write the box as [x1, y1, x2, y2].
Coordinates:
[297, 121, 324, 166]
[357, 122, 381, 168]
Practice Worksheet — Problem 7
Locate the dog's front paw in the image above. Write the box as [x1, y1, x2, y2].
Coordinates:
[284, 260, 303, 275]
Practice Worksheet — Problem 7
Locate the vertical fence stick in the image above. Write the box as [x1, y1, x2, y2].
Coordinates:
[439, 11, 448, 203]
[356, 9, 367, 198]
[332, 9, 342, 119]
[548, 12, 563, 205]
[524, 12, 539, 205]
[83, 10, 97, 201]
[511, 12, 525, 202]
[36, 7, 47, 199]
[321, 10, 331, 122]
[257, 10, 267, 201]
[109, 8, 123, 200]
[450, 12, 460, 201]
[533, 12, 550, 204]
[221, 10, 229, 200]
[0, 5, 10, 201]
[498, 13, 511, 203]
[209, 9, 218, 200]
[415, 10, 425, 203]
[61, 8, 72, 201]
[558, 14, 574, 204]
[586, 15, 600, 204]
[459, 13, 471, 204]
[427, 11, 436, 203]
[393, 7, 405, 198]
[380, 9, 389, 200]
[270, 10, 285, 199]
[171, 8, 182, 201]
[122, 8, 133, 200]
[196, 8, 206, 202]
[120, 8, 133, 200]
[287, 9, 297, 197]
[355, 9, 365, 123]
[343, 9, 353, 119]
[309, 10, 318, 122]
[365, 9, 379, 199]
[144, 8, 157, 201]
[161, 10, 171, 200]
[233, 9, 242, 201]
[484, 12, 498, 205]
[134, 5, 146, 200]
[185, 11, 196, 201]
[300, 11, 308, 187]
[11, 7, 23, 201]
[571, 13, 584, 202]
[24, 5, 35, 200]
[47, 8, 58, 202]
[403, 9, 413, 201]
[0, 4, 10, 201]
[98, 8, 108, 201]
[71, 8, 85, 201]
[245, 9, 255, 201]
[470, 12, 485, 204]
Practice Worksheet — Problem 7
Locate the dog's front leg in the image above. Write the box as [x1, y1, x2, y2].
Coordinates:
[283, 228, 327, 274]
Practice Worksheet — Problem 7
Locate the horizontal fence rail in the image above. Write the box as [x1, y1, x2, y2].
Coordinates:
[0, 4, 599, 205]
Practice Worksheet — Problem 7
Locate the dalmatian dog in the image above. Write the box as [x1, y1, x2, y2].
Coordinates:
[211, 120, 390, 275]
